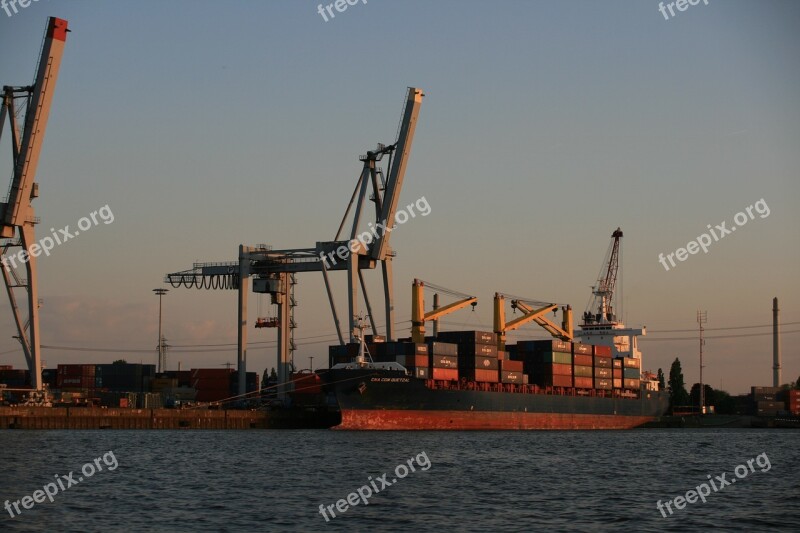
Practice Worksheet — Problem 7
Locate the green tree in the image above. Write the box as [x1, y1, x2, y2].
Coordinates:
[690, 383, 715, 407]
[657, 368, 666, 391]
[112, 359, 127, 365]
[668, 358, 690, 409]
[795, 375, 800, 390]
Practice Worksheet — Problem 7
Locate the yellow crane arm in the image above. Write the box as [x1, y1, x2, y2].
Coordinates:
[411, 279, 477, 343]
[425, 297, 478, 322]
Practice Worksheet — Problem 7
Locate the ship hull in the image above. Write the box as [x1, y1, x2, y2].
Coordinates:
[327, 368, 669, 430]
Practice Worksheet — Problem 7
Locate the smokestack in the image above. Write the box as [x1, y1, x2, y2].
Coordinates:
[773, 297, 781, 387]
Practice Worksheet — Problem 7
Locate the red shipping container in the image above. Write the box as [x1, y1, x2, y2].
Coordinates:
[431, 368, 459, 381]
[595, 378, 612, 390]
[542, 375, 573, 387]
[432, 355, 458, 369]
[613, 378, 622, 389]
[612, 368, 622, 379]
[574, 377, 593, 388]
[499, 359, 523, 372]
[473, 369, 498, 383]
[551, 363, 572, 376]
[593, 345, 612, 357]
[574, 354, 593, 366]
[612, 358, 623, 368]
[396, 354, 430, 367]
[623, 358, 641, 369]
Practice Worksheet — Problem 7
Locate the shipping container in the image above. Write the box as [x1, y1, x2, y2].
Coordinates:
[573, 344, 592, 355]
[436, 330, 497, 345]
[547, 363, 573, 376]
[756, 401, 784, 410]
[431, 355, 458, 369]
[573, 365, 593, 378]
[427, 342, 458, 356]
[413, 367, 429, 379]
[190, 368, 233, 380]
[57, 364, 96, 377]
[613, 378, 623, 389]
[500, 371, 524, 384]
[540, 375, 573, 388]
[431, 368, 459, 381]
[574, 377, 593, 389]
[623, 378, 640, 389]
[593, 345, 612, 357]
[751, 386, 781, 395]
[396, 354, 430, 368]
[595, 378, 612, 390]
[459, 356, 499, 371]
[457, 343, 498, 358]
[623, 368, 640, 379]
[593, 356, 612, 368]
[499, 359, 523, 372]
[623, 358, 641, 369]
[535, 351, 573, 365]
[594, 367, 612, 379]
[516, 339, 571, 354]
[612, 358, 623, 369]
[573, 354, 593, 367]
[752, 393, 776, 402]
[612, 368, 622, 379]
[469, 369, 499, 383]
[497, 351, 508, 360]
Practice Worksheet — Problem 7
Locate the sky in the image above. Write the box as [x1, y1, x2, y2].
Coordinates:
[0, 0, 798, 395]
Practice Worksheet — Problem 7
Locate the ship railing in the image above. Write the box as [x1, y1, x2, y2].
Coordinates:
[424, 379, 642, 400]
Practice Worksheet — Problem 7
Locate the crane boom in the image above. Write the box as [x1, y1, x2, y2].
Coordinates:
[0, 17, 69, 391]
[370, 88, 424, 261]
[411, 279, 476, 343]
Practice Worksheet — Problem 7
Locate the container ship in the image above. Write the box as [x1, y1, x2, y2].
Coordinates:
[323, 229, 670, 430]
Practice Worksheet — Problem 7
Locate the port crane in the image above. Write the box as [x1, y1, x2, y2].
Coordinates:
[0, 18, 69, 390]
[410, 279, 477, 343]
[576, 227, 644, 359]
[493, 294, 573, 351]
[166, 88, 424, 397]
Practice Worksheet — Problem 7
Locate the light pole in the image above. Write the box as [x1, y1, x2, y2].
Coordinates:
[697, 310, 707, 414]
[309, 356, 314, 372]
[153, 288, 168, 373]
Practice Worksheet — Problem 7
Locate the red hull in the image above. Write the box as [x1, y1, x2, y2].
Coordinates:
[336, 409, 655, 430]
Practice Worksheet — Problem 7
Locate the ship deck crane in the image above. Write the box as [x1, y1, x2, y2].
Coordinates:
[165, 88, 424, 398]
[410, 279, 477, 343]
[576, 227, 645, 359]
[493, 293, 573, 351]
[0, 18, 69, 390]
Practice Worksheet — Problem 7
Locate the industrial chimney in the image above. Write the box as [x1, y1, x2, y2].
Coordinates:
[773, 297, 781, 387]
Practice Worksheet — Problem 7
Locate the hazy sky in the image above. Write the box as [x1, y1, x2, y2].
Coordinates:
[1, 1, 798, 394]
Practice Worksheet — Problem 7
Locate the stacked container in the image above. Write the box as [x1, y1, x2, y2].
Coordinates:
[620, 357, 641, 389]
[428, 341, 458, 381]
[592, 345, 613, 390]
[788, 390, 800, 415]
[192, 368, 234, 402]
[95, 363, 155, 393]
[612, 358, 623, 389]
[57, 364, 96, 391]
[510, 339, 573, 388]
[438, 330, 499, 383]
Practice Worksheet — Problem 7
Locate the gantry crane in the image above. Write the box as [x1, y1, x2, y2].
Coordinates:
[0, 18, 69, 390]
[493, 293, 573, 351]
[166, 88, 424, 397]
[410, 279, 477, 343]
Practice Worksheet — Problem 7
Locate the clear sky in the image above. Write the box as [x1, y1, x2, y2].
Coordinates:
[1, 0, 798, 394]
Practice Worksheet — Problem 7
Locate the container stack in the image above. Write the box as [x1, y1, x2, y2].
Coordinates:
[57, 364, 96, 392]
[95, 363, 156, 393]
[438, 331, 498, 383]
[788, 390, 800, 415]
[192, 368, 234, 402]
[0, 367, 30, 388]
[592, 345, 613, 390]
[751, 386, 783, 416]
[428, 341, 458, 381]
[499, 356, 524, 384]
[620, 358, 641, 389]
[612, 358, 623, 389]
[572, 344, 593, 389]
[510, 339, 573, 388]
